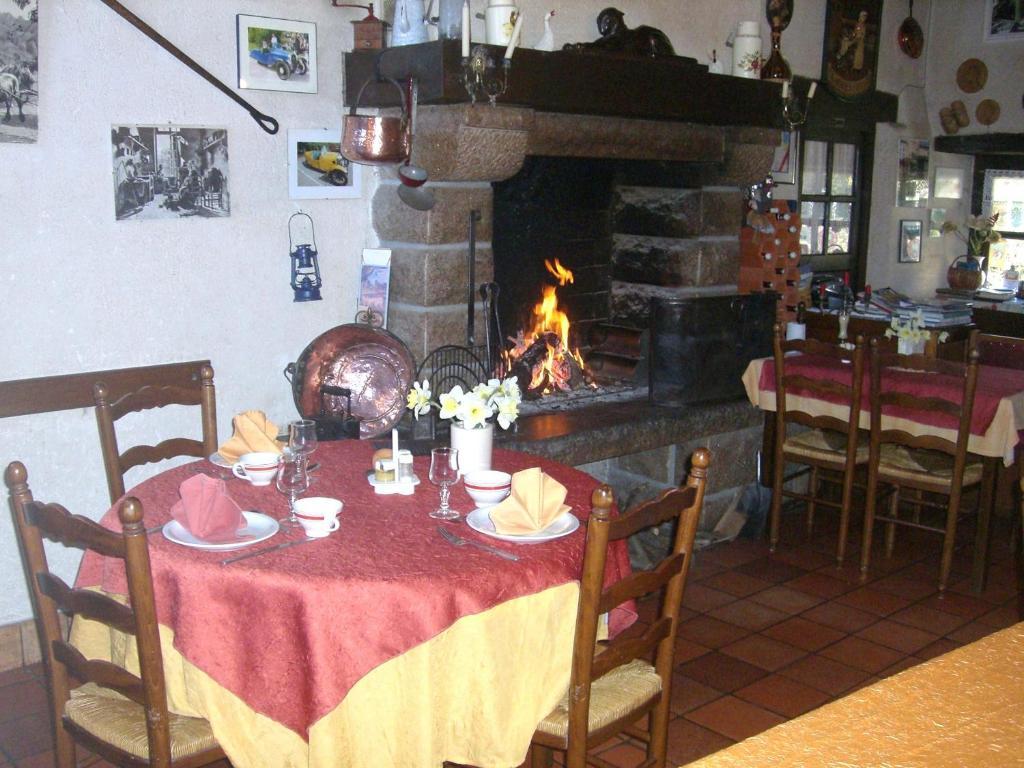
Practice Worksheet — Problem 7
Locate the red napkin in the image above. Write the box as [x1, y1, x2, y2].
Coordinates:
[170, 474, 243, 542]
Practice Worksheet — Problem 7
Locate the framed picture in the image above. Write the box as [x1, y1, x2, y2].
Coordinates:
[237, 15, 316, 94]
[821, 0, 882, 100]
[111, 125, 229, 221]
[984, 0, 1024, 41]
[898, 220, 922, 263]
[358, 249, 392, 327]
[897, 138, 930, 208]
[289, 129, 361, 200]
[0, 0, 38, 144]
[770, 130, 799, 185]
[933, 166, 964, 200]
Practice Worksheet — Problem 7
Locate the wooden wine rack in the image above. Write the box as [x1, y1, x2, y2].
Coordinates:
[738, 200, 801, 322]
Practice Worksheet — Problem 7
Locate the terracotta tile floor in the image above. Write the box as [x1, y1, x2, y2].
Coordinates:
[0, 513, 1019, 768]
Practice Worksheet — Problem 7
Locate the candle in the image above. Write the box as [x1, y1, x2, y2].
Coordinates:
[462, 0, 470, 57]
[504, 11, 523, 60]
[781, 80, 789, 99]
[391, 428, 400, 473]
[807, 81, 818, 99]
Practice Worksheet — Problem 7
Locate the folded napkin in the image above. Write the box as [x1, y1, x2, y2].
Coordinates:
[218, 410, 283, 463]
[489, 467, 571, 535]
[170, 474, 244, 542]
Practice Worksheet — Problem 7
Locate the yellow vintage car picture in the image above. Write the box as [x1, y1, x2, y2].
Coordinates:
[302, 147, 349, 186]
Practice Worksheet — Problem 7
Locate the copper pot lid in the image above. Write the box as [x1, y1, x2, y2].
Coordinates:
[290, 322, 415, 439]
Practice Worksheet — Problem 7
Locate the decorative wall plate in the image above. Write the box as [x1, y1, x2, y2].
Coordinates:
[955, 58, 987, 93]
[975, 99, 1001, 126]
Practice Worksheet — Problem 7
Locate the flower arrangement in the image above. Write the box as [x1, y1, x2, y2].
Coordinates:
[884, 310, 948, 350]
[941, 213, 1002, 258]
[406, 377, 522, 430]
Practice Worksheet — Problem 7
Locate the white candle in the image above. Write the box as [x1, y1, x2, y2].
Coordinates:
[781, 80, 789, 99]
[391, 428, 400, 472]
[504, 12, 523, 60]
[462, 0, 471, 57]
[807, 81, 818, 99]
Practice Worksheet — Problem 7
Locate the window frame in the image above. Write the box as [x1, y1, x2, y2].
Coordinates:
[972, 155, 1024, 275]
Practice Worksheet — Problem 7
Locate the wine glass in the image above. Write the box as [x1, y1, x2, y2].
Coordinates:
[275, 449, 309, 527]
[428, 447, 460, 520]
[289, 419, 318, 470]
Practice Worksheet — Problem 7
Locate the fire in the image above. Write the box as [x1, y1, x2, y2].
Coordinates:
[503, 259, 591, 395]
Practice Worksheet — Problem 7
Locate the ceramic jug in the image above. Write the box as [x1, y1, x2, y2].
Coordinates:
[485, 0, 518, 46]
[731, 21, 762, 78]
[391, 0, 429, 46]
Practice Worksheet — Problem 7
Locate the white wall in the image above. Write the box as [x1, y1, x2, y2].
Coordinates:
[0, 0, 981, 625]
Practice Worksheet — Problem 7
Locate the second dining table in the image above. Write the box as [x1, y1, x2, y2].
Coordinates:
[742, 354, 1024, 590]
[72, 439, 635, 768]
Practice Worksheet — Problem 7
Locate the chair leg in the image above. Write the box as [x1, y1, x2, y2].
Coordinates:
[530, 744, 554, 768]
[770, 449, 785, 553]
[836, 466, 856, 567]
[648, 698, 670, 768]
[54, 726, 75, 768]
[884, 488, 900, 559]
[860, 477, 879, 578]
[806, 467, 818, 537]
[938, 495, 961, 594]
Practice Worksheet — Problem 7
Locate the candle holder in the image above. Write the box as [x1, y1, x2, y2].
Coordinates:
[461, 45, 510, 106]
[781, 81, 817, 131]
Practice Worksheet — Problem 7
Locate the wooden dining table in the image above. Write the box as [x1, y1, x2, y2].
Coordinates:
[72, 440, 634, 768]
[742, 356, 1024, 591]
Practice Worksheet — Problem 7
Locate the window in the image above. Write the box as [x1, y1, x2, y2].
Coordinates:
[983, 169, 1024, 283]
[799, 138, 861, 276]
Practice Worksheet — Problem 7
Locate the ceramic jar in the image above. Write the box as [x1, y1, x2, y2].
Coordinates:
[485, 1, 517, 45]
[732, 21, 762, 78]
[449, 421, 494, 476]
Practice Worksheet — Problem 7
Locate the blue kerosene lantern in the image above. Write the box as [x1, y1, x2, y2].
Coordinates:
[289, 212, 323, 302]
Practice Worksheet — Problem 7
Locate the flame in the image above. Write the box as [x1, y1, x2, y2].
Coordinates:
[503, 259, 590, 394]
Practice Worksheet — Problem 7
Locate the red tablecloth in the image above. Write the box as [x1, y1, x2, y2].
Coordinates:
[76, 441, 633, 739]
[757, 355, 1024, 438]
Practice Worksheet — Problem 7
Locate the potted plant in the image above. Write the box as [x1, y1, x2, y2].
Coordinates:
[942, 213, 1002, 292]
[406, 377, 521, 475]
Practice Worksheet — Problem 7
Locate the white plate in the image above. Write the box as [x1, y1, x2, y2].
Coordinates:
[162, 511, 279, 551]
[208, 452, 232, 468]
[365, 470, 420, 487]
[466, 507, 579, 543]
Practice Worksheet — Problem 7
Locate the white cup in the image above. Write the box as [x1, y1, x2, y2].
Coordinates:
[293, 496, 342, 538]
[231, 452, 281, 486]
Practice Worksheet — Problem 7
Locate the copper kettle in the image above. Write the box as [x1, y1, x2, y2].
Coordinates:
[341, 77, 410, 165]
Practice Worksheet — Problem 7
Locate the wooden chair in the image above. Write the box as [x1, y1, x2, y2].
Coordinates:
[94, 363, 218, 503]
[968, 330, 1024, 371]
[5, 461, 227, 768]
[529, 449, 709, 768]
[859, 342, 983, 592]
[769, 323, 867, 564]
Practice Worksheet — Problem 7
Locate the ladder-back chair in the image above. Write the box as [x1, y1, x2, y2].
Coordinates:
[530, 449, 710, 768]
[94, 363, 217, 503]
[769, 324, 867, 564]
[5, 461, 226, 768]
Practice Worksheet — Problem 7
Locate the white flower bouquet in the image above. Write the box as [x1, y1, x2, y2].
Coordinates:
[884, 310, 948, 349]
[406, 377, 522, 430]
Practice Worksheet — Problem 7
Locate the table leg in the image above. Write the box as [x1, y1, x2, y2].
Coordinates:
[972, 456, 999, 593]
[760, 413, 775, 488]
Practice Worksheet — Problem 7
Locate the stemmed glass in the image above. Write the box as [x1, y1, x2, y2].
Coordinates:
[428, 447, 460, 520]
[275, 449, 309, 528]
[289, 419, 318, 470]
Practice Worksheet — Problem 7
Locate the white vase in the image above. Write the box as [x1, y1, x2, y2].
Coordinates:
[449, 421, 494, 476]
[897, 337, 925, 355]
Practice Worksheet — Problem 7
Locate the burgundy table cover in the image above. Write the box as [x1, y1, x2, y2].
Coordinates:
[76, 441, 634, 739]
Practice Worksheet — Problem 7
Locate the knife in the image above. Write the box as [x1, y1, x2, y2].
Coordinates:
[220, 536, 316, 565]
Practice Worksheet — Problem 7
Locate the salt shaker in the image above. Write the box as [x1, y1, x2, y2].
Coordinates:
[397, 450, 415, 483]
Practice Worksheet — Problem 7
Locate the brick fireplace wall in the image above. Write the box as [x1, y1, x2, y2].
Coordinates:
[373, 104, 775, 530]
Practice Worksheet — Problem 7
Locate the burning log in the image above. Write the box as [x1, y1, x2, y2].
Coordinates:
[507, 331, 593, 398]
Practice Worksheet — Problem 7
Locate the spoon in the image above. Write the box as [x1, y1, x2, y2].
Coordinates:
[897, 0, 923, 59]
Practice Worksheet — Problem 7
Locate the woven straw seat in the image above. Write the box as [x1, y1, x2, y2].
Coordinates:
[785, 428, 870, 466]
[877, 444, 984, 487]
[530, 451, 709, 768]
[66, 683, 219, 762]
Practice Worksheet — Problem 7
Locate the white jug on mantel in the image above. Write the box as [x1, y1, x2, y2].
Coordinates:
[391, 0, 430, 46]
[731, 20, 762, 78]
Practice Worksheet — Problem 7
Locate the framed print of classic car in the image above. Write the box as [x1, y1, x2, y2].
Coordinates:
[821, 0, 881, 100]
[237, 14, 317, 94]
[289, 129, 361, 200]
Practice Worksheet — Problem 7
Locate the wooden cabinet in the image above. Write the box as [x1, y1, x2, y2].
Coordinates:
[803, 312, 973, 359]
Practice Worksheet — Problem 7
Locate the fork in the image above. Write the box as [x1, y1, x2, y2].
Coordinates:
[437, 526, 519, 561]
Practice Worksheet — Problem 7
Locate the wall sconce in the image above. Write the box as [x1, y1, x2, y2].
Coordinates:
[781, 79, 817, 131]
[460, 7, 522, 105]
[288, 212, 323, 302]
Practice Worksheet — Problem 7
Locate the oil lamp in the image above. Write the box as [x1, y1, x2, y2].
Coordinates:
[289, 212, 323, 302]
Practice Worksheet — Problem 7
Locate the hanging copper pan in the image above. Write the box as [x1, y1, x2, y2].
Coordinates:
[284, 323, 415, 439]
[897, 0, 924, 59]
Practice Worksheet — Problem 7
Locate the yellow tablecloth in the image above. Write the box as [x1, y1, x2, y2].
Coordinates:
[72, 582, 579, 768]
[687, 622, 1024, 767]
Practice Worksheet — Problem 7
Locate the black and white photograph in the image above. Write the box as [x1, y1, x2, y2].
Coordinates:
[899, 219, 922, 263]
[289, 129, 361, 199]
[238, 15, 317, 94]
[985, 0, 1024, 41]
[0, 0, 38, 144]
[897, 138, 930, 208]
[112, 125, 230, 221]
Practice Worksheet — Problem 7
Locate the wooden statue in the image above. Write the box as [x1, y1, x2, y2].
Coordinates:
[564, 7, 675, 58]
